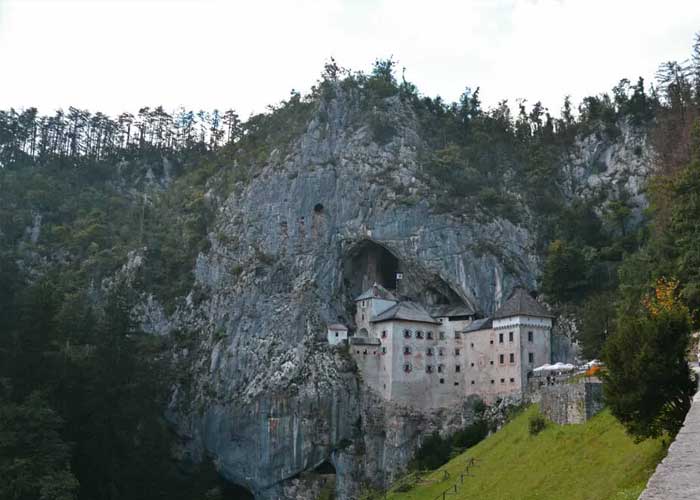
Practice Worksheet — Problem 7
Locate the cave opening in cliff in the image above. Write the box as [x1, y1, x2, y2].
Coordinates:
[222, 482, 255, 500]
[314, 459, 336, 474]
[343, 240, 400, 297]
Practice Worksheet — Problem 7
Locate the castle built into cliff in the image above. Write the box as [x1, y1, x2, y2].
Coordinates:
[329, 284, 553, 408]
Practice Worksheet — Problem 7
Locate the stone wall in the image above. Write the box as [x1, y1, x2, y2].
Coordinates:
[540, 380, 604, 425]
[639, 367, 700, 500]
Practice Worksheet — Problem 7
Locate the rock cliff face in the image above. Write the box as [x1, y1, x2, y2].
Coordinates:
[140, 88, 653, 498]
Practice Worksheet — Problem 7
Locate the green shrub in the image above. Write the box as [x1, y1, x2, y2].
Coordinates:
[453, 420, 489, 450]
[412, 431, 451, 470]
[529, 413, 547, 436]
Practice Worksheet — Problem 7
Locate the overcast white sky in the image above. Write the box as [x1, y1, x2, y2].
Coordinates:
[0, 0, 698, 118]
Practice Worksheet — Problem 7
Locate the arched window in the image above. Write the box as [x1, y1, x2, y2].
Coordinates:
[416, 330, 423, 339]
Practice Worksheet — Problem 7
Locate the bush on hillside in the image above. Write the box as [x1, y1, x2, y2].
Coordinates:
[529, 413, 547, 436]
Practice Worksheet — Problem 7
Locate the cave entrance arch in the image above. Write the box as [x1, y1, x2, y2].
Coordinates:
[222, 482, 255, 500]
[314, 459, 336, 474]
[343, 240, 400, 298]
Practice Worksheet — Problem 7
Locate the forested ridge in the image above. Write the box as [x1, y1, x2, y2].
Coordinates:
[2, 33, 700, 499]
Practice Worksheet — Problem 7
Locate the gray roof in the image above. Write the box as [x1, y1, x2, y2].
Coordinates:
[355, 283, 398, 302]
[493, 288, 553, 319]
[429, 304, 477, 318]
[462, 317, 493, 333]
[371, 301, 439, 324]
[327, 323, 348, 331]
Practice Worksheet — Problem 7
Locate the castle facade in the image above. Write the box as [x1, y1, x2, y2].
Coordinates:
[331, 284, 552, 408]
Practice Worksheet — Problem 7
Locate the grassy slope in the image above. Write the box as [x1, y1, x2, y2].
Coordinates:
[387, 406, 667, 500]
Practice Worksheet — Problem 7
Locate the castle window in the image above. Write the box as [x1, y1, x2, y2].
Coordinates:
[381, 330, 387, 338]
[455, 365, 461, 373]
[499, 354, 505, 364]
[426, 365, 433, 373]
[438, 348, 444, 356]
[509, 331, 513, 342]
[440, 378, 445, 384]
[361, 314, 364, 321]
[471, 380, 475, 385]
[427, 347, 434, 356]
[471, 362, 475, 367]
[509, 353, 515, 363]
[500, 378, 505, 383]
[454, 382, 459, 386]
[490, 340, 494, 345]
[455, 348, 461, 355]
[363, 350, 367, 355]
[510, 378, 515, 383]
[455, 332, 461, 339]
[416, 330, 423, 339]
[490, 360, 494, 365]
[438, 364, 444, 373]
[470, 342, 474, 348]
[427, 331, 433, 340]
[439, 331, 446, 340]
[528, 331, 533, 342]
[403, 363, 412, 373]
[403, 346, 411, 355]
[499, 333, 504, 344]
[490, 380, 495, 384]
[335, 332, 338, 337]
[528, 352, 534, 363]
[403, 329, 411, 338]
[382, 347, 387, 354]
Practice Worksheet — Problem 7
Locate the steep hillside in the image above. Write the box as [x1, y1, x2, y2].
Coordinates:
[383, 406, 667, 500]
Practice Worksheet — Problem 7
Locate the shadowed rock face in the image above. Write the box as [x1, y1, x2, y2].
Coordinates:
[151, 87, 652, 498]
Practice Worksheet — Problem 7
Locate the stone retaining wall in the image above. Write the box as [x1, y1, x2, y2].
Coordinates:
[540, 380, 604, 425]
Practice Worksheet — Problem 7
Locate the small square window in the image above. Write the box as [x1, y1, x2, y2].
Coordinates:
[427, 331, 433, 340]
[500, 378, 505, 383]
[470, 362, 475, 367]
[510, 378, 515, 383]
[455, 332, 461, 339]
[490, 340, 494, 345]
[416, 330, 424, 339]
[455, 348, 461, 355]
[426, 365, 433, 373]
[439, 331, 446, 340]
[440, 378, 445, 384]
[490, 360, 494, 365]
[335, 332, 338, 337]
[490, 380, 495, 384]
[454, 381, 459, 386]
[471, 380, 475, 385]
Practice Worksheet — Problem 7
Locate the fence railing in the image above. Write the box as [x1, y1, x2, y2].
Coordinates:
[430, 457, 477, 500]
